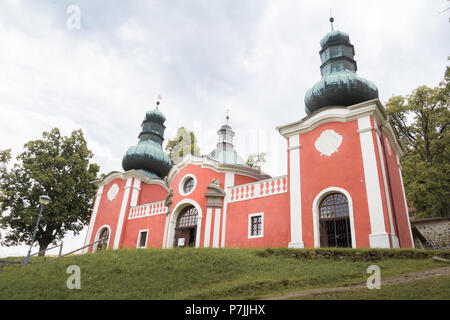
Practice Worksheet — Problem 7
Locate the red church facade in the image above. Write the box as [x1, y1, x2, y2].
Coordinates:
[83, 24, 414, 253]
[83, 99, 414, 253]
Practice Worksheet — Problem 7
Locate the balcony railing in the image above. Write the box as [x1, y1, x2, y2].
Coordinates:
[128, 200, 168, 220]
[228, 175, 288, 203]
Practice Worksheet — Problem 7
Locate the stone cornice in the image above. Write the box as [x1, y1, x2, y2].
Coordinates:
[276, 99, 404, 156]
[93, 170, 169, 191]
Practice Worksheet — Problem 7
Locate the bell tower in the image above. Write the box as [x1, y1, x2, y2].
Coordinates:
[278, 17, 413, 249]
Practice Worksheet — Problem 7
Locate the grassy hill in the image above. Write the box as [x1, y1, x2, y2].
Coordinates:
[0, 247, 449, 300]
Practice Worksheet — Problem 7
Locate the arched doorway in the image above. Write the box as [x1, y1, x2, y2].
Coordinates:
[173, 205, 198, 247]
[95, 226, 110, 252]
[319, 193, 352, 248]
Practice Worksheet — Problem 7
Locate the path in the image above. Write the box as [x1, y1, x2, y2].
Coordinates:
[262, 266, 450, 300]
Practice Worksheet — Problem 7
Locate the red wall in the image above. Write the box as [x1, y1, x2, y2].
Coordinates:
[120, 183, 169, 248]
[138, 183, 168, 205]
[121, 214, 167, 249]
[298, 120, 372, 248]
[170, 164, 225, 247]
[88, 178, 129, 251]
[234, 174, 258, 186]
[225, 192, 290, 248]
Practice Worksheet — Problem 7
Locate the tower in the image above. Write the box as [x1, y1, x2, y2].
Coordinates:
[304, 17, 379, 115]
[208, 111, 248, 166]
[278, 17, 414, 249]
[122, 99, 172, 179]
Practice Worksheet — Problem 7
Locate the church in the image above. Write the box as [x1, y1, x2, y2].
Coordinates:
[83, 19, 414, 253]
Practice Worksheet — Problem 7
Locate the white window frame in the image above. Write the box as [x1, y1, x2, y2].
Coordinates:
[93, 224, 111, 252]
[248, 212, 264, 239]
[137, 229, 149, 248]
[179, 174, 197, 196]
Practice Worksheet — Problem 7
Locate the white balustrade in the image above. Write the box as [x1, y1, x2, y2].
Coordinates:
[128, 200, 168, 220]
[228, 176, 288, 203]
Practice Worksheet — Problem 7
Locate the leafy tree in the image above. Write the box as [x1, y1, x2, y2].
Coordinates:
[0, 128, 100, 255]
[386, 67, 449, 219]
[165, 127, 200, 164]
[246, 152, 267, 171]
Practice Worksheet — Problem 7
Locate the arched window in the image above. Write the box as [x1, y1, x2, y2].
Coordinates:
[319, 193, 352, 248]
[96, 227, 110, 251]
[174, 206, 198, 247]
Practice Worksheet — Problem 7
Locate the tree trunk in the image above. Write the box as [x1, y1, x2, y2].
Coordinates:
[38, 240, 51, 257]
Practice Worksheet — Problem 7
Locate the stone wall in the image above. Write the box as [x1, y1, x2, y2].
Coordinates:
[411, 218, 450, 250]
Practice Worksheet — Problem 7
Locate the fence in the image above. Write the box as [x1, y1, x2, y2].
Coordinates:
[0, 240, 100, 272]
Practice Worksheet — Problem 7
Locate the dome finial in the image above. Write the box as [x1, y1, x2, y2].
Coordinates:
[226, 108, 230, 124]
[156, 95, 162, 109]
[329, 9, 334, 31]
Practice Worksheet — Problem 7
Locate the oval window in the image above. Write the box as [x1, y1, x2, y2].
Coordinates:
[183, 177, 195, 194]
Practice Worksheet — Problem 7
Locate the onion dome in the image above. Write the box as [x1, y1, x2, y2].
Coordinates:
[208, 112, 248, 166]
[304, 17, 379, 115]
[122, 100, 172, 179]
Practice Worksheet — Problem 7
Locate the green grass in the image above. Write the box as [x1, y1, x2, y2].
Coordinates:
[294, 275, 450, 300]
[0, 248, 448, 300]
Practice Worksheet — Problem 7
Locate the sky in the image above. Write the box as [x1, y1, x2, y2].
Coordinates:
[0, 0, 449, 257]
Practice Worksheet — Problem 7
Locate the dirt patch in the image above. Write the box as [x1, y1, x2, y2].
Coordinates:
[262, 266, 450, 300]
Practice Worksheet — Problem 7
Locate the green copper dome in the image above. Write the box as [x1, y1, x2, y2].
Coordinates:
[304, 26, 378, 115]
[122, 105, 172, 179]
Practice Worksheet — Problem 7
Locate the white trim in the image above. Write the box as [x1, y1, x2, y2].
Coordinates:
[288, 134, 304, 248]
[227, 175, 288, 203]
[357, 126, 374, 134]
[373, 123, 398, 247]
[204, 207, 213, 248]
[166, 153, 270, 187]
[107, 184, 119, 201]
[212, 208, 222, 247]
[178, 173, 197, 196]
[166, 199, 203, 248]
[128, 200, 168, 219]
[358, 116, 390, 248]
[312, 187, 356, 248]
[162, 214, 170, 249]
[277, 99, 404, 157]
[129, 178, 141, 207]
[137, 229, 149, 248]
[113, 177, 133, 249]
[220, 171, 234, 248]
[287, 144, 301, 151]
[248, 212, 264, 239]
[314, 129, 343, 157]
[83, 186, 104, 253]
[94, 169, 169, 190]
[93, 224, 111, 252]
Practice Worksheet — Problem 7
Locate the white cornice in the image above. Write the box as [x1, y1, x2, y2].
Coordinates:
[93, 170, 169, 191]
[276, 99, 404, 157]
[167, 154, 271, 186]
[277, 99, 386, 137]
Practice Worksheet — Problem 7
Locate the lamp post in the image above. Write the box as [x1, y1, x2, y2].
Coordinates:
[24, 195, 51, 269]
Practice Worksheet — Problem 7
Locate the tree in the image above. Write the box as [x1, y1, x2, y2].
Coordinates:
[386, 66, 449, 219]
[165, 127, 200, 164]
[246, 152, 267, 171]
[0, 128, 100, 255]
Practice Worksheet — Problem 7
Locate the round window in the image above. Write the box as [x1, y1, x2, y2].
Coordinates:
[183, 177, 195, 194]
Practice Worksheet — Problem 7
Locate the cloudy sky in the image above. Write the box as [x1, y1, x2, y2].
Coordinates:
[0, 0, 448, 257]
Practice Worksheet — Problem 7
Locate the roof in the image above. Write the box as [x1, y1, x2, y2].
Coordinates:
[208, 149, 248, 167]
